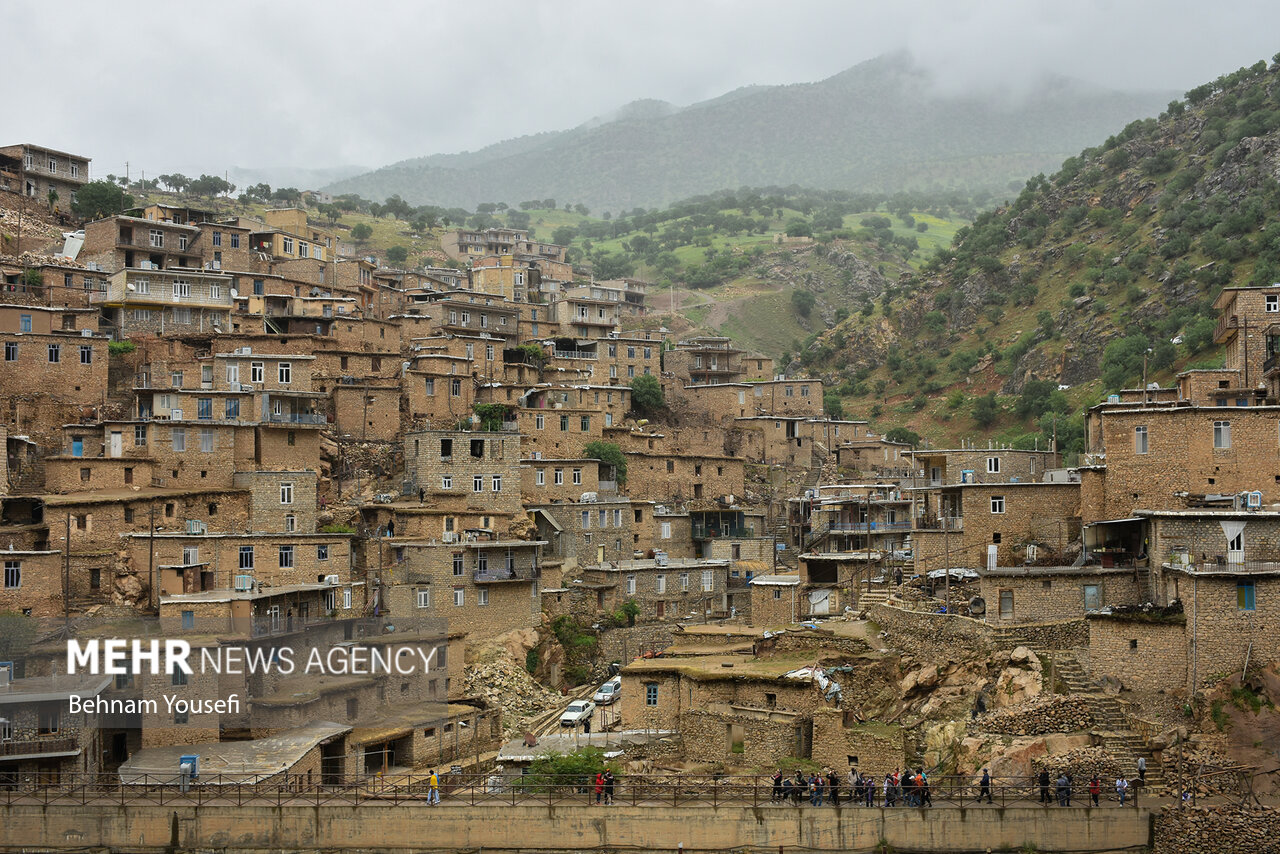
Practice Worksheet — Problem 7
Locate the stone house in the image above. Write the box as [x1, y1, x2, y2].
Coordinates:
[749, 573, 802, 627]
[0, 670, 114, 783]
[906, 447, 1059, 487]
[404, 429, 524, 518]
[662, 337, 772, 387]
[978, 566, 1147, 625]
[0, 144, 89, 212]
[579, 557, 731, 622]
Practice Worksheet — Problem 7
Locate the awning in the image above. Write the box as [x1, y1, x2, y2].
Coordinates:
[530, 508, 562, 532]
[1083, 517, 1143, 527]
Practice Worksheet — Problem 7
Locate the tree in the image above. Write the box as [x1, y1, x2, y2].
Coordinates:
[551, 225, 577, 246]
[385, 245, 409, 266]
[630, 374, 664, 413]
[46, 188, 58, 213]
[790, 289, 816, 318]
[350, 223, 373, 242]
[785, 218, 812, 237]
[583, 441, 627, 485]
[72, 181, 133, 221]
[0, 612, 35, 666]
[884, 427, 922, 446]
[823, 390, 844, 419]
[972, 392, 1000, 427]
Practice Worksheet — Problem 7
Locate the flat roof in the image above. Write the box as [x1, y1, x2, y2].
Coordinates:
[0, 673, 112, 704]
[119, 721, 350, 784]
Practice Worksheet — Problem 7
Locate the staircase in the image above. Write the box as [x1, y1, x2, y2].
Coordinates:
[994, 634, 1164, 790]
[856, 589, 891, 610]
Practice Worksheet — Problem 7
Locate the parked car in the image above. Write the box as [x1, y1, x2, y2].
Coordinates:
[560, 700, 596, 727]
[593, 677, 621, 705]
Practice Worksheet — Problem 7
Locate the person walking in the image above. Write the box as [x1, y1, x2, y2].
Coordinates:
[828, 770, 840, 807]
[1137, 756, 1146, 784]
[1056, 773, 1069, 806]
[919, 770, 932, 807]
[864, 773, 874, 807]
[771, 769, 784, 803]
[603, 769, 615, 805]
[809, 773, 823, 806]
[977, 768, 992, 804]
[793, 772, 806, 806]
[594, 771, 605, 805]
[848, 768, 860, 806]
[1038, 769, 1051, 804]
[427, 769, 439, 805]
[1088, 775, 1101, 807]
[883, 773, 894, 807]
[1116, 776, 1129, 806]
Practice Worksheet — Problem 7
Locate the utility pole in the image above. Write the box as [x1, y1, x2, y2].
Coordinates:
[64, 513, 71, 627]
[943, 502, 952, 613]
[148, 503, 156, 610]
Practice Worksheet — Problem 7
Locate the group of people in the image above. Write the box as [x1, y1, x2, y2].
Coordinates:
[1037, 769, 1139, 807]
[769, 768, 932, 807]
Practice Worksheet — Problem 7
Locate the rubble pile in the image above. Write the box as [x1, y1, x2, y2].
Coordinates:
[1030, 747, 1122, 783]
[975, 695, 1094, 735]
[463, 658, 561, 738]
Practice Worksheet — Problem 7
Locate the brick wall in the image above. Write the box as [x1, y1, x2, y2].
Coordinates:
[979, 570, 1145, 625]
[405, 431, 523, 516]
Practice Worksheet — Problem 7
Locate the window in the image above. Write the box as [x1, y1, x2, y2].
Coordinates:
[251, 362, 264, 383]
[284, 514, 296, 532]
[645, 683, 658, 706]
[4, 342, 15, 361]
[172, 668, 189, 686]
[253, 278, 264, 296]
[278, 362, 292, 384]
[231, 233, 240, 249]
[452, 553, 464, 576]
[701, 570, 714, 592]
[171, 427, 186, 452]
[580, 416, 591, 432]
[38, 706, 60, 735]
[197, 398, 212, 420]
[554, 468, 564, 485]
[990, 495, 1005, 514]
[536, 414, 545, 430]
[225, 399, 240, 418]
[278, 545, 294, 568]
[660, 522, 672, 539]
[800, 386, 810, 397]
[560, 415, 569, 432]
[417, 589, 432, 608]
[343, 587, 352, 609]
[441, 475, 453, 489]
[282, 236, 293, 254]
[473, 475, 483, 492]
[655, 574, 666, 594]
[3, 561, 20, 589]
[209, 283, 221, 300]
[47, 343, 60, 363]
[1214, 420, 1231, 449]
[680, 572, 689, 591]
[317, 544, 329, 561]
[424, 378, 435, 396]
[571, 468, 582, 485]
[986, 457, 1000, 474]
[451, 379, 462, 396]
[492, 475, 502, 492]
[536, 469, 545, 486]
[79, 344, 92, 364]
[1134, 426, 1148, 454]
[239, 546, 254, 569]
[1268, 295, 1279, 312]
[280, 482, 294, 505]
[70, 163, 79, 177]
[478, 588, 489, 606]
[172, 280, 190, 298]
[1238, 580, 1256, 611]
[453, 587, 464, 607]
[149, 229, 164, 248]
[19, 314, 31, 332]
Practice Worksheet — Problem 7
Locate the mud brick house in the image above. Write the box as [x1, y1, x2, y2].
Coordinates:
[0, 670, 114, 783]
[906, 446, 1059, 487]
[909, 482, 1082, 575]
[579, 557, 731, 621]
[0, 304, 110, 438]
[405, 429, 524, 520]
[663, 337, 773, 387]
[0, 143, 90, 212]
[749, 573, 802, 626]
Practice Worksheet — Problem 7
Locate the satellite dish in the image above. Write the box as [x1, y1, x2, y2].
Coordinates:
[229, 288, 239, 298]
[125, 283, 136, 292]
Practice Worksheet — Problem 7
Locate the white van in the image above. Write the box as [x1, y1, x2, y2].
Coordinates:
[593, 677, 621, 705]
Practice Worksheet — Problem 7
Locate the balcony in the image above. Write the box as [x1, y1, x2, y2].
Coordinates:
[0, 737, 79, 759]
[473, 565, 541, 583]
[1167, 556, 1280, 573]
[552, 350, 597, 360]
[691, 524, 756, 540]
[1214, 314, 1240, 344]
[828, 520, 913, 532]
[1265, 352, 1280, 374]
[267, 412, 327, 425]
[918, 516, 963, 532]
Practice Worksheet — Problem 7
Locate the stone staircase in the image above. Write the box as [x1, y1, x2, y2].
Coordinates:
[996, 635, 1164, 789]
[856, 589, 891, 610]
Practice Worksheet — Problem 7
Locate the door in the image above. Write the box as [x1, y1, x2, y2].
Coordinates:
[597, 545, 605, 564]
[1228, 531, 1244, 565]
[1083, 584, 1101, 612]
[109, 431, 122, 458]
[999, 590, 1014, 621]
[71, 437, 83, 457]
[809, 589, 830, 615]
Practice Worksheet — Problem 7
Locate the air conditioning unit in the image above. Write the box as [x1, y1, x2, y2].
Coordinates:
[1248, 491, 1263, 510]
[81, 328, 93, 337]
[442, 531, 457, 544]
[239, 384, 254, 392]
[233, 575, 254, 591]
[170, 408, 183, 420]
[186, 520, 206, 535]
[324, 574, 340, 586]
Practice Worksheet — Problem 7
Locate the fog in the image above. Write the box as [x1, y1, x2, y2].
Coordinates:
[9, 0, 1278, 183]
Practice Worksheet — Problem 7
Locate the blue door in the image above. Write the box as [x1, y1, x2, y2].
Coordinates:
[72, 437, 83, 457]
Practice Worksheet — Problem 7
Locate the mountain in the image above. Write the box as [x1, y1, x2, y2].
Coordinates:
[228, 164, 370, 192]
[791, 56, 1280, 452]
[324, 52, 1175, 211]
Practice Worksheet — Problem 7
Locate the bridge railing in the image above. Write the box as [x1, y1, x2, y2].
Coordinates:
[0, 772, 1151, 809]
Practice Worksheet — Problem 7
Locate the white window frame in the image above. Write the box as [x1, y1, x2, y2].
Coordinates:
[417, 589, 432, 609]
[987, 457, 1000, 474]
[280, 482, 294, 505]
[453, 587, 464, 607]
[251, 362, 264, 383]
[701, 570, 714, 592]
[1134, 426, 1148, 454]
[1214, 420, 1231, 449]
[990, 495, 1006, 514]
[278, 362, 292, 384]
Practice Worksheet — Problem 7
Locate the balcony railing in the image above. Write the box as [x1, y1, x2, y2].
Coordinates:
[0, 737, 79, 758]
[691, 524, 756, 540]
[1214, 314, 1239, 344]
[267, 412, 327, 425]
[918, 516, 963, 532]
[473, 565, 541, 583]
[1265, 352, 1280, 374]
[828, 521, 913, 532]
[1167, 556, 1280, 573]
[552, 350, 597, 360]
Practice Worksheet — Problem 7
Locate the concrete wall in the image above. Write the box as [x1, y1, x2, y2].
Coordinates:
[0, 802, 1155, 853]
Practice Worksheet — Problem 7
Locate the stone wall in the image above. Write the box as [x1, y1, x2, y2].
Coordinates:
[1087, 616, 1187, 693]
[679, 709, 804, 765]
[1153, 805, 1280, 854]
[994, 618, 1089, 651]
[810, 708, 906, 776]
[980, 570, 1145, 626]
[867, 603, 993, 660]
[975, 695, 1094, 736]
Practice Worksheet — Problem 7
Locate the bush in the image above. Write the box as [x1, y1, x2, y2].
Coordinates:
[583, 441, 627, 485]
[972, 392, 1000, 427]
[629, 374, 664, 413]
[790, 289, 816, 317]
[108, 340, 137, 356]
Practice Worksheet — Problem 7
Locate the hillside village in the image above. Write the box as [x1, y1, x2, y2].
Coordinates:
[0, 135, 1277, 832]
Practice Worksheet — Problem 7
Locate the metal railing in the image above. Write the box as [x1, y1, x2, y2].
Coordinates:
[918, 516, 963, 532]
[691, 524, 756, 540]
[266, 412, 327, 425]
[552, 350, 597, 360]
[473, 565, 541, 583]
[0, 772, 1154, 809]
[0, 737, 77, 758]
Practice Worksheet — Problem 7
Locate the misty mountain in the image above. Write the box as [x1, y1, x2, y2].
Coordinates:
[324, 52, 1176, 212]
[229, 164, 370, 192]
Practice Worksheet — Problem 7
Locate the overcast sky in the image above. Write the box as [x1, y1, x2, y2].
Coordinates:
[11, 0, 1280, 183]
